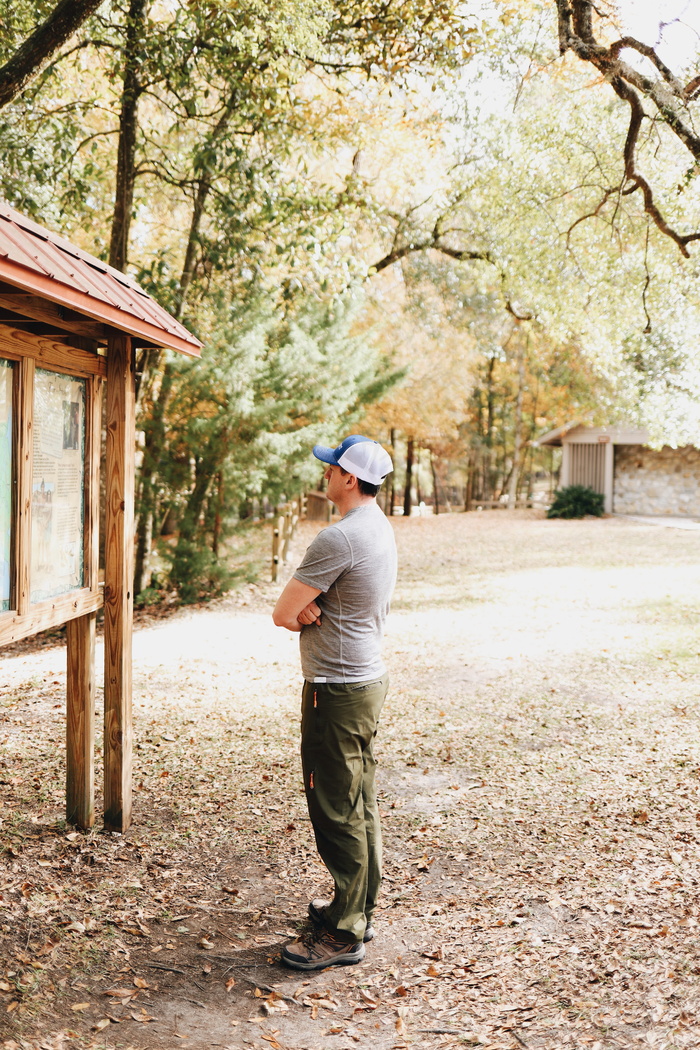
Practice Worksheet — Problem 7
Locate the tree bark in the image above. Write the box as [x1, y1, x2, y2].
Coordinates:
[483, 353, 496, 501]
[109, 0, 147, 273]
[212, 470, 225, 557]
[384, 428, 396, 517]
[431, 450, 439, 515]
[0, 0, 105, 109]
[403, 437, 414, 518]
[507, 333, 526, 509]
[133, 360, 175, 594]
[464, 450, 474, 511]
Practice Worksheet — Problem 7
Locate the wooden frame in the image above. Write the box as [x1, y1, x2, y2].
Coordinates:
[0, 327, 105, 830]
[0, 329, 104, 647]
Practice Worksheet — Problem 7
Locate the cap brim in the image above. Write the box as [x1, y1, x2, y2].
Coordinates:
[312, 444, 338, 465]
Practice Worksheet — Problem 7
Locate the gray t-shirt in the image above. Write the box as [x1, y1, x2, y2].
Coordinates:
[294, 502, 397, 682]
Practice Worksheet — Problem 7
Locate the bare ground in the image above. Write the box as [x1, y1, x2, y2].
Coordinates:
[2, 511, 700, 1050]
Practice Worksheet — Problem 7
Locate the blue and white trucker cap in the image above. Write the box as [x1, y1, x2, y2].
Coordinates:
[312, 434, 393, 486]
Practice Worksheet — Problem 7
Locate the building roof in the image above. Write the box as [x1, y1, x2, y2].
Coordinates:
[537, 422, 650, 447]
[0, 201, 202, 357]
[535, 422, 581, 447]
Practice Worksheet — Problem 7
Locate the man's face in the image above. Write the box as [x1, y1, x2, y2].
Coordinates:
[324, 464, 346, 503]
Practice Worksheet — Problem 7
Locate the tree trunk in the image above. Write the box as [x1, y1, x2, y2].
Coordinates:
[403, 437, 414, 517]
[212, 470, 225, 557]
[464, 449, 474, 511]
[386, 427, 396, 516]
[507, 334, 526, 508]
[109, 0, 147, 273]
[483, 354, 496, 501]
[133, 360, 176, 594]
[0, 0, 104, 110]
[431, 450, 439, 514]
[178, 457, 214, 546]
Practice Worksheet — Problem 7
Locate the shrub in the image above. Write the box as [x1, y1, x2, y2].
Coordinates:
[547, 484, 604, 519]
[166, 539, 236, 604]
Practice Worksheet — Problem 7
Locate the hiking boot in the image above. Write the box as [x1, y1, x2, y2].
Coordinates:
[308, 898, 375, 942]
[281, 928, 365, 970]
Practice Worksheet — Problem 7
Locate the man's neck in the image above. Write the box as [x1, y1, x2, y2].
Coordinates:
[335, 493, 376, 518]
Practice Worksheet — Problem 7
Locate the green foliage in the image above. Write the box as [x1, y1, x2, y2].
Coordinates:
[547, 485, 604, 520]
[134, 586, 162, 608]
[164, 538, 236, 605]
[150, 292, 401, 600]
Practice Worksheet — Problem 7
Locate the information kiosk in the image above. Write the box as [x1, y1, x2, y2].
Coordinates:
[0, 203, 202, 832]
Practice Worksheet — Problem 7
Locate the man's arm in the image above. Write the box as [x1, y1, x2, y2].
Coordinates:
[272, 578, 322, 633]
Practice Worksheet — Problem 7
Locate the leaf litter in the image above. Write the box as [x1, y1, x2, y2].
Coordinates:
[2, 512, 700, 1048]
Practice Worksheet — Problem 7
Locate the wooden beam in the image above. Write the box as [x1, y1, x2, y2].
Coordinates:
[0, 587, 102, 646]
[0, 293, 106, 341]
[103, 330, 134, 832]
[0, 323, 106, 377]
[66, 612, 96, 828]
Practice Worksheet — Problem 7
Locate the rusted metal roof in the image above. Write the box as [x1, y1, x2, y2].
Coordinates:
[0, 201, 202, 357]
[537, 422, 651, 446]
[536, 422, 582, 447]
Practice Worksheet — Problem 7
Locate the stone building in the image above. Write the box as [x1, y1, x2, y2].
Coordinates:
[537, 423, 700, 517]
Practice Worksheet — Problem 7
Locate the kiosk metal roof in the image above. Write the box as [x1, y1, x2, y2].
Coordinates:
[0, 201, 202, 357]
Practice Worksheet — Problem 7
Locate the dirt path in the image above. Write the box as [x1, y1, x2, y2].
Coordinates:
[2, 511, 700, 1050]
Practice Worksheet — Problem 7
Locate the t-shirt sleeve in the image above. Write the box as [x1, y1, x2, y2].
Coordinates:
[293, 527, 352, 593]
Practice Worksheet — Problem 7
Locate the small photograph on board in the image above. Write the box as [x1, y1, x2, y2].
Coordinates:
[63, 400, 80, 450]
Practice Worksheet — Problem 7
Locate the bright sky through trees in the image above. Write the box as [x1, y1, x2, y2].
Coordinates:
[618, 0, 700, 66]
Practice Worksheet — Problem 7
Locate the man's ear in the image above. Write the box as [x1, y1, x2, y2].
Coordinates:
[345, 472, 358, 489]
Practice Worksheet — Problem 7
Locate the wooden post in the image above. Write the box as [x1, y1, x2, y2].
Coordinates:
[282, 503, 292, 562]
[560, 442, 571, 488]
[66, 612, 96, 828]
[604, 440, 614, 514]
[104, 331, 135, 832]
[272, 521, 281, 581]
[14, 357, 34, 615]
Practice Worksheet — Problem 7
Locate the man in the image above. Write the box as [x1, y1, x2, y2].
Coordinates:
[272, 435, 397, 970]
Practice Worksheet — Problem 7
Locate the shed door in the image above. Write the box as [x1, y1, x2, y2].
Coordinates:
[569, 443, 605, 493]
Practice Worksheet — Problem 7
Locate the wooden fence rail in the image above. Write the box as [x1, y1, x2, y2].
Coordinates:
[468, 498, 538, 510]
[271, 496, 304, 581]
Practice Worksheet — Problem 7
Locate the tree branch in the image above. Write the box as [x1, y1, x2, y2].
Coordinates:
[370, 223, 535, 320]
[612, 74, 699, 257]
[555, 0, 700, 254]
[0, 0, 105, 109]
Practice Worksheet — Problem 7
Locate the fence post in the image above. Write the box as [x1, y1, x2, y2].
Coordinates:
[272, 513, 284, 582]
[272, 495, 307, 581]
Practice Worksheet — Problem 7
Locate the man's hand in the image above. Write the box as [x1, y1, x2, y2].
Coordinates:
[297, 601, 322, 626]
[272, 578, 322, 633]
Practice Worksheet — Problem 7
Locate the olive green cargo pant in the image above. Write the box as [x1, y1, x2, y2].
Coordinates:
[301, 675, 389, 944]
